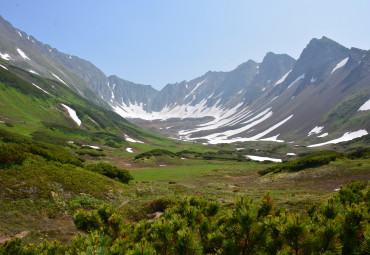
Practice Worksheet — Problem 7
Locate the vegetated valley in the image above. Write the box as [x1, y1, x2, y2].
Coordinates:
[0, 17, 369, 254]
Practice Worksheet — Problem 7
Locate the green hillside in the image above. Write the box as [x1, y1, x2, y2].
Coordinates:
[0, 60, 180, 148]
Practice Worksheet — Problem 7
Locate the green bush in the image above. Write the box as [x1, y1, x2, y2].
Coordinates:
[73, 209, 101, 232]
[86, 162, 133, 184]
[1, 181, 369, 254]
[259, 151, 342, 175]
[0, 143, 27, 168]
[0, 128, 84, 167]
[69, 194, 101, 210]
[347, 148, 370, 159]
[76, 149, 105, 157]
[135, 149, 178, 160]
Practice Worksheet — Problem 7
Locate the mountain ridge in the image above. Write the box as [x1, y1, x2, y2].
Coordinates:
[0, 16, 369, 145]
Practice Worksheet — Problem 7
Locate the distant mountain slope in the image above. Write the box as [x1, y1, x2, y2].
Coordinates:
[0, 61, 172, 148]
[0, 16, 368, 145]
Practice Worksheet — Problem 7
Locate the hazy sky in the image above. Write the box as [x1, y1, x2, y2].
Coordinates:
[2, 0, 370, 90]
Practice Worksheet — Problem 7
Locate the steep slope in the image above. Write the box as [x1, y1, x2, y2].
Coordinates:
[175, 37, 370, 144]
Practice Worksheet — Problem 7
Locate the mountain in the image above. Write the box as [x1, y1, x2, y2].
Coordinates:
[0, 15, 369, 146]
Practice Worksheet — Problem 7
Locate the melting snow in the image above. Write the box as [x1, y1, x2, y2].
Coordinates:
[308, 130, 368, 147]
[52, 73, 68, 86]
[248, 115, 293, 141]
[287, 74, 305, 88]
[62, 104, 82, 126]
[246, 155, 282, 163]
[16, 48, 30, 60]
[259, 134, 284, 142]
[0, 52, 11, 60]
[29, 70, 39, 75]
[310, 77, 317, 83]
[237, 90, 243, 95]
[32, 83, 50, 94]
[113, 98, 239, 121]
[358, 99, 370, 111]
[182, 108, 272, 142]
[331, 57, 349, 75]
[317, 133, 328, 138]
[83, 145, 100, 149]
[274, 69, 292, 86]
[124, 134, 144, 144]
[0, 64, 8, 70]
[126, 147, 134, 153]
[308, 126, 324, 136]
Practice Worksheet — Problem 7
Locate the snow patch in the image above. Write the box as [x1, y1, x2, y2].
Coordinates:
[29, 70, 39, 75]
[61, 104, 82, 126]
[331, 57, 349, 75]
[16, 30, 22, 37]
[248, 115, 293, 141]
[113, 98, 239, 121]
[317, 133, 328, 138]
[83, 145, 100, 149]
[259, 135, 284, 142]
[16, 48, 30, 60]
[246, 155, 282, 163]
[287, 74, 305, 88]
[308, 130, 368, 147]
[0, 64, 8, 70]
[52, 73, 68, 86]
[124, 134, 144, 144]
[308, 126, 324, 136]
[286, 153, 296, 156]
[126, 147, 134, 153]
[274, 69, 292, 86]
[0, 52, 11, 60]
[32, 83, 50, 94]
[358, 99, 370, 111]
[310, 77, 317, 83]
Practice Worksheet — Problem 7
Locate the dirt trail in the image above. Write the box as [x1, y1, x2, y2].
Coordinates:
[0, 230, 29, 243]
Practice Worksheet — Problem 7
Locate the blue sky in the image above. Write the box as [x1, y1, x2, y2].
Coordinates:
[2, 0, 370, 90]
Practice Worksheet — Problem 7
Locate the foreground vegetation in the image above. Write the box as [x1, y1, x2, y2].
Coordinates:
[1, 181, 369, 254]
[0, 126, 369, 254]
